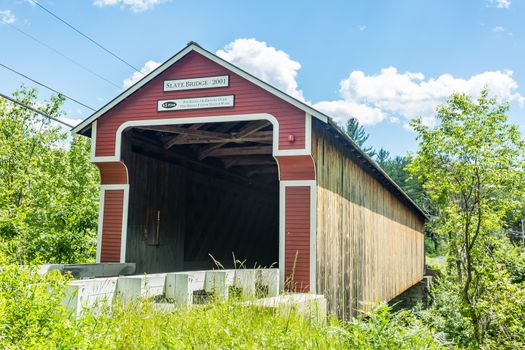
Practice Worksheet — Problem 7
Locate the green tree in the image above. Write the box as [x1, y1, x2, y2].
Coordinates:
[0, 87, 99, 263]
[407, 89, 525, 345]
[344, 117, 376, 156]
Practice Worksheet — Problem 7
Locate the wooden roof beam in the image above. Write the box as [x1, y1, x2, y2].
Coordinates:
[207, 146, 272, 157]
[137, 125, 231, 138]
[198, 120, 270, 160]
[128, 134, 275, 191]
[163, 123, 204, 149]
[166, 131, 273, 146]
[222, 156, 277, 169]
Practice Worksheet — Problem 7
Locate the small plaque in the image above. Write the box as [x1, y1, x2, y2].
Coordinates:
[157, 95, 234, 111]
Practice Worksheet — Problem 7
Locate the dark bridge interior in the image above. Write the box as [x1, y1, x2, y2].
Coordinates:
[120, 120, 280, 273]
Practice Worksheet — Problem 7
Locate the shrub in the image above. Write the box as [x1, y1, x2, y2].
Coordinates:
[0, 266, 444, 349]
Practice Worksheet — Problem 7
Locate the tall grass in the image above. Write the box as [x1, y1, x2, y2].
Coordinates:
[0, 265, 443, 349]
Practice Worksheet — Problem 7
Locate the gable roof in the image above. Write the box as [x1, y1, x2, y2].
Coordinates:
[72, 41, 428, 220]
[71, 41, 329, 135]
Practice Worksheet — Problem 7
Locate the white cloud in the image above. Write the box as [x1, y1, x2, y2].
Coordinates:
[93, 0, 165, 13]
[214, 38, 524, 127]
[492, 26, 505, 32]
[313, 100, 386, 125]
[122, 60, 160, 89]
[357, 25, 367, 32]
[488, 0, 511, 8]
[496, 0, 511, 8]
[61, 116, 81, 127]
[314, 67, 524, 126]
[217, 38, 305, 101]
[0, 9, 16, 24]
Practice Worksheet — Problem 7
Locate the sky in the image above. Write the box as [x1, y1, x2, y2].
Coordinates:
[0, 0, 524, 156]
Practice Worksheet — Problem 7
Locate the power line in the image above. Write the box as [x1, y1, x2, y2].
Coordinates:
[0, 92, 74, 128]
[0, 63, 96, 111]
[28, 0, 143, 74]
[7, 23, 121, 89]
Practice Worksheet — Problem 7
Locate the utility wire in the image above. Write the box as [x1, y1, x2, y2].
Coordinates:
[0, 92, 74, 128]
[7, 23, 121, 89]
[28, 0, 143, 74]
[0, 63, 96, 111]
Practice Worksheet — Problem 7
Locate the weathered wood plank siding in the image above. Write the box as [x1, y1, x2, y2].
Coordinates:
[121, 136, 279, 274]
[312, 120, 424, 319]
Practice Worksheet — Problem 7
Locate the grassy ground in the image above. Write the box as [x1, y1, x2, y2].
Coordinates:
[0, 265, 445, 349]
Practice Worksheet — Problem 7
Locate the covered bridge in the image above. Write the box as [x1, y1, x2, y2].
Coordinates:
[72, 42, 426, 318]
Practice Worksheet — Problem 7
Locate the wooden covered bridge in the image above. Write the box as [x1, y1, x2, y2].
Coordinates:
[72, 42, 426, 318]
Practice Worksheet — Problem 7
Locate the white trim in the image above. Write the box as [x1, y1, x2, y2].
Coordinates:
[309, 183, 317, 294]
[305, 113, 312, 155]
[279, 182, 286, 291]
[100, 184, 129, 191]
[90, 113, 312, 163]
[71, 43, 329, 135]
[95, 188, 105, 263]
[120, 187, 129, 263]
[91, 113, 315, 282]
[279, 180, 317, 293]
[280, 180, 316, 186]
[98, 184, 129, 263]
[90, 121, 97, 162]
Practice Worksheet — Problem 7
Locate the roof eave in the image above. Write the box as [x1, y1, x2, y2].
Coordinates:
[71, 42, 330, 135]
[324, 118, 429, 220]
[71, 41, 428, 220]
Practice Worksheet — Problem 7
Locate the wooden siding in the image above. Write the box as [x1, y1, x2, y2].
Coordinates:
[312, 121, 424, 319]
[122, 141, 279, 274]
[100, 190, 124, 262]
[284, 186, 311, 291]
[94, 51, 306, 157]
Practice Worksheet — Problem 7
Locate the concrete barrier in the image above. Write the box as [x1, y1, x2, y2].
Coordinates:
[249, 294, 327, 323]
[63, 268, 280, 313]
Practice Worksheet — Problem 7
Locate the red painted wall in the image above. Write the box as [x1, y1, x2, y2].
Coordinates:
[276, 156, 316, 181]
[93, 49, 316, 285]
[100, 190, 124, 262]
[284, 186, 311, 291]
[96, 162, 128, 185]
[94, 51, 306, 157]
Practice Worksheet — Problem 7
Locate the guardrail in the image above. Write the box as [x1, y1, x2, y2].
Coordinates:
[63, 268, 279, 316]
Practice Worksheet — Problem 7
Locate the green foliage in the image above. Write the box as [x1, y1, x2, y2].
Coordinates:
[493, 237, 525, 284]
[0, 265, 80, 349]
[0, 265, 443, 349]
[0, 87, 99, 264]
[340, 305, 443, 349]
[344, 117, 376, 157]
[375, 150, 428, 210]
[419, 268, 525, 349]
[408, 89, 525, 346]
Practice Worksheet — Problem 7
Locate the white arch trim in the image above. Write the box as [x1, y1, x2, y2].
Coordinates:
[96, 184, 129, 264]
[279, 180, 317, 294]
[90, 112, 312, 163]
[91, 112, 315, 290]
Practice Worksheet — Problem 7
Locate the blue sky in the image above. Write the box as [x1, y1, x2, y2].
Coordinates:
[0, 0, 523, 156]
